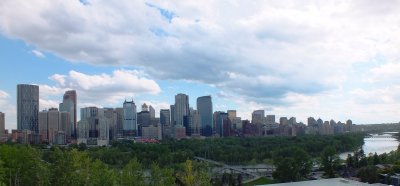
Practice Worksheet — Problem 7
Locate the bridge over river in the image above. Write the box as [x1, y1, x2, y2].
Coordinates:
[194, 156, 275, 183]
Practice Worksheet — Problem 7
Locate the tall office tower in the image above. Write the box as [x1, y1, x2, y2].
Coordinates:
[232, 117, 242, 129]
[213, 111, 228, 137]
[289, 117, 297, 125]
[174, 93, 189, 126]
[227, 110, 236, 122]
[160, 109, 170, 126]
[123, 100, 137, 136]
[78, 107, 111, 145]
[197, 96, 213, 136]
[265, 115, 276, 131]
[47, 109, 60, 141]
[251, 110, 265, 125]
[137, 111, 150, 136]
[307, 117, 316, 126]
[39, 111, 48, 142]
[0, 112, 4, 139]
[142, 103, 149, 112]
[59, 90, 77, 138]
[149, 105, 155, 118]
[103, 108, 116, 140]
[280, 117, 288, 125]
[190, 110, 201, 136]
[346, 119, 353, 132]
[170, 105, 175, 125]
[114, 108, 123, 137]
[317, 118, 323, 125]
[266, 115, 275, 124]
[39, 108, 69, 144]
[17, 84, 39, 132]
[59, 112, 70, 134]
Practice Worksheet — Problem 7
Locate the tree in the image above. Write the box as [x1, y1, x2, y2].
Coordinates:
[272, 147, 312, 182]
[373, 153, 380, 165]
[149, 163, 175, 186]
[321, 146, 340, 178]
[89, 159, 117, 186]
[120, 158, 145, 186]
[357, 166, 378, 183]
[178, 160, 211, 186]
[346, 154, 354, 168]
[0, 145, 50, 186]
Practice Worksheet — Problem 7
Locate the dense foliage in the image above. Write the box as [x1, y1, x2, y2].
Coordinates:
[0, 144, 210, 186]
[272, 147, 312, 182]
[0, 133, 364, 185]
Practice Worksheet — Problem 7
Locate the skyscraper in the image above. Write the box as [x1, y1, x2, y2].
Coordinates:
[197, 96, 213, 136]
[17, 84, 39, 132]
[142, 103, 149, 112]
[251, 110, 265, 125]
[123, 100, 137, 136]
[59, 90, 77, 138]
[227, 110, 237, 122]
[160, 109, 170, 126]
[174, 93, 189, 126]
[0, 112, 4, 140]
[39, 108, 69, 144]
[149, 105, 155, 118]
[170, 105, 175, 125]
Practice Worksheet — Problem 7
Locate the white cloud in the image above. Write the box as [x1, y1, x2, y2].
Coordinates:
[368, 63, 400, 83]
[31, 49, 45, 58]
[0, 90, 9, 99]
[39, 69, 161, 109]
[0, 90, 16, 129]
[1, 1, 400, 123]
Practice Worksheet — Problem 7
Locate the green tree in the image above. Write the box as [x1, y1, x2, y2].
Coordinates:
[321, 146, 340, 178]
[0, 145, 50, 186]
[373, 153, 380, 165]
[149, 163, 175, 186]
[346, 154, 354, 168]
[272, 147, 312, 182]
[120, 158, 145, 186]
[357, 166, 378, 183]
[89, 159, 117, 186]
[178, 160, 211, 186]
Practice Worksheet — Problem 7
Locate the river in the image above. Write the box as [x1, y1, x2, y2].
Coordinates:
[339, 132, 399, 159]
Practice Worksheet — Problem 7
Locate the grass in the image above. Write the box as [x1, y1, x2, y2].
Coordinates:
[244, 177, 275, 186]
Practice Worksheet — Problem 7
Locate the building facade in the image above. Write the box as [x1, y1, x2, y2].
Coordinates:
[197, 96, 213, 136]
[123, 100, 137, 136]
[0, 112, 5, 141]
[59, 90, 77, 139]
[174, 94, 189, 126]
[17, 84, 39, 133]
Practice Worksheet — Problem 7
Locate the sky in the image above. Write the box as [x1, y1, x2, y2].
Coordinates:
[1, 0, 400, 129]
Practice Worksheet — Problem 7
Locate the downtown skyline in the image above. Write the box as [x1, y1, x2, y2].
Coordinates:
[1, 0, 400, 129]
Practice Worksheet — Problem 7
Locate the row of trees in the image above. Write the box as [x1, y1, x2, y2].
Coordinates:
[0, 133, 365, 185]
[0, 144, 211, 186]
[99, 133, 364, 167]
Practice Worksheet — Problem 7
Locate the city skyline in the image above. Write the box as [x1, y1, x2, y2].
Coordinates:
[1, 1, 400, 129]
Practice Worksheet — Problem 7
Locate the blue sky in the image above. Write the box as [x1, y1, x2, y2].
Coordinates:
[1, 0, 400, 129]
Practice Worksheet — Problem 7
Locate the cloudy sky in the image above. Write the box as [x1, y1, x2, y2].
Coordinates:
[1, 0, 400, 129]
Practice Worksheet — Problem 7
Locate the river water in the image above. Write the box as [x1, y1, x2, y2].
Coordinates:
[339, 132, 399, 159]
